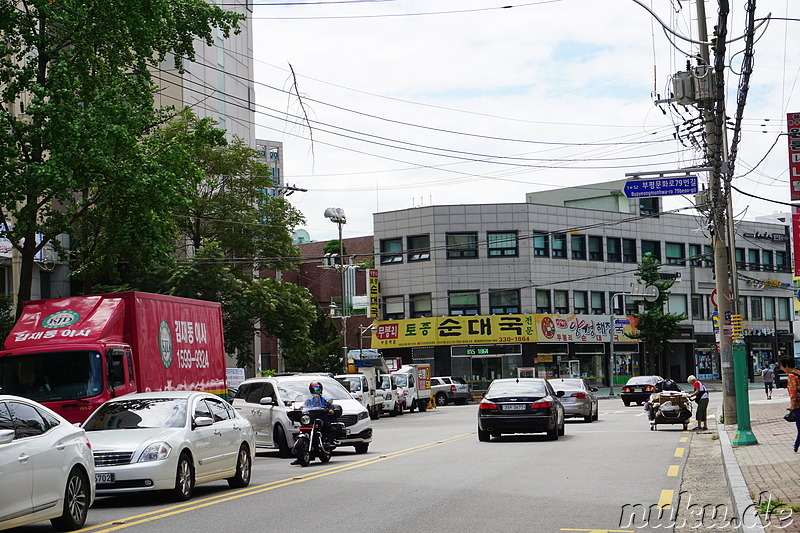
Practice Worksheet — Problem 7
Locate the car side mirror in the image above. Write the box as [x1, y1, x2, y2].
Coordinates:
[194, 416, 213, 428]
[590, 387, 599, 392]
[555, 390, 565, 397]
[0, 429, 14, 445]
[260, 396, 275, 406]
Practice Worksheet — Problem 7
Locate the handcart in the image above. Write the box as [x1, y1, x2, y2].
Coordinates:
[646, 391, 692, 431]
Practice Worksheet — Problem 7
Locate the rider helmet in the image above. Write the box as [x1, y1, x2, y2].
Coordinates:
[309, 381, 323, 395]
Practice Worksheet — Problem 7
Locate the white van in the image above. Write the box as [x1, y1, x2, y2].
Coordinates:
[392, 364, 432, 412]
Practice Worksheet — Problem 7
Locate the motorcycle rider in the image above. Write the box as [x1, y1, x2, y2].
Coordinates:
[291, 381, 337, 464]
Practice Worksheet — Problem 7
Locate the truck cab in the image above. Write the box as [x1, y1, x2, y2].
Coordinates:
[392, 364, 431, 412]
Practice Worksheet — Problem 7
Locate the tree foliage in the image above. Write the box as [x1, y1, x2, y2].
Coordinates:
[283, 305, 343, 374]
[630, 253, 687, 375]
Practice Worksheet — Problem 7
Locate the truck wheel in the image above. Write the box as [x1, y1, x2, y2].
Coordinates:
[436, 393, 448, 406]
[370, 407, 379, 420]
[389, 404, 398, 417]
[275, 425, 292, 458]
[354, 443, 369, 454]
[408, 399, 416, 413]
[418, 400, 427, 412]
[170, 452, 195, 501]
[395, 402, 403, 416]
[50, 467, 89, 531]
[227, 445, 252, 488]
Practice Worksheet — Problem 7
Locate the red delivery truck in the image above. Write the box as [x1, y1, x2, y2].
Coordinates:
[0, 292, 227, 423]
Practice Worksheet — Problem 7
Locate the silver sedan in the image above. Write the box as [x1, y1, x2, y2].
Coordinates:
[548, 378, 599, 423]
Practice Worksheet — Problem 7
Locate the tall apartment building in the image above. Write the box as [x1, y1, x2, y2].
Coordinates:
[369, 181, 794, 392]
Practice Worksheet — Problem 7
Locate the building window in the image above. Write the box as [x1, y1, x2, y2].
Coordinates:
[665, 242, 685, 265]
[410, 293, 432, 318]
[776, 250, 789, 272]
[765, 297, 775, 320]
[588, 236, 603, 261]
[607, 237, 621, 262]
[573, 291, 588, 314]
[533, 232, 549, 257]
[611, 293, 624, 314]
[748, 249, 760, 271]
[407, 235, 430, 262]
[778, 298, 790, 321]
[554, 290, 569, 314]
[735, 248, 746, 270]
[536, 290, 551, 313]
[622, 239, 637, 263]
[691, 295, 704, 320]
[552, 234, 567, 258]
[641, 240, 661, 261]
[704, 245, 714, 268]
[380, 238, 403, 264]
[762, 250, 774, 272]
[449, 291, 480, 316]
[571, 234, 586, 260]
[489, 290, 520, 314]
[446, 233, 478, 259]
[624, 296, 638, 315]
[668, 294, 687, 316]
[487, 231, 518, 257]
[689, 244, 702, 267]
[590, 292, 605, 314]
[750, 296, 763, 320]
[640, 197, 659, 216]
[738, 296, 748, 319]
[384, 296, 404, 320]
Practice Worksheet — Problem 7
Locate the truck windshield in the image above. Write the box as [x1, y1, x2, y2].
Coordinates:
[0, 351, 104, 402]
[393, 374, 408, 387]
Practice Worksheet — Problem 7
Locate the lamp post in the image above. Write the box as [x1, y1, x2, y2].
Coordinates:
[324, 207, 348, 366]
[358, 323, 376, 357]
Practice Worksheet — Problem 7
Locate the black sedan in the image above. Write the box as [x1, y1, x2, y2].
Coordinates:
[477, 378, 565, 441]
[620, 375, 664, 406]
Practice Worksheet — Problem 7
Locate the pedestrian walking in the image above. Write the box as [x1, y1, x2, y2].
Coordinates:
[762, 364, 775, 400]
[687, 375, 709, 431]
[778, 357, 800, 453]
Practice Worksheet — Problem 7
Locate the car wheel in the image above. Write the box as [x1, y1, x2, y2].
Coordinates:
[557, 414, 565, 436]
[296, 438, 311, 467]
[227, 445, 252, 488]
[354, 443, 369, 454]
[547, 423, 559, 441]
[50, 467, 89, 531]
[584, 406, 593, 423]
[623, 400, 631, 407]
[275, 424, 292, 458]
[170, 452, 195, 501]
[477, 427, 490, 442]
[592, 404, 599, 421]
[436, 393, 448, 406]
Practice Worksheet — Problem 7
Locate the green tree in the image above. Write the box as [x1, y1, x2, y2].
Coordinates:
[630, 253, 687, 375]
[0, 0, 242, 313]
[0, 293, 15, 349]
[283, 305, 343, 374]
[323, 239, 348, 266]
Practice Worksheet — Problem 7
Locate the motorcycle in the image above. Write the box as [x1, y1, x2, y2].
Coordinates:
[287, 396, 344, 467]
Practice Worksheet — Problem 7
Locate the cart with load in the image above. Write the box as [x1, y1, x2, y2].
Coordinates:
[646, 391, 692, 431]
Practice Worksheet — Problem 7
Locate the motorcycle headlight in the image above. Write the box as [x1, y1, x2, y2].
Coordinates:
[301, 414, 312, 425]
[358, 410, 369, 420]
[139, 442, 172, 462]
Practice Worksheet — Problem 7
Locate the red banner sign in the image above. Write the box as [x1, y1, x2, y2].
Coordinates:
[793, 206, 800, 276]
[788, 112, 800, 200]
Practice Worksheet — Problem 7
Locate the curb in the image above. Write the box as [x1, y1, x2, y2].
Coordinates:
[718, 427, 765, 533]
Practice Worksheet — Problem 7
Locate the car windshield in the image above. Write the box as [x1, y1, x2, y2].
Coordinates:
[549, 379, 583, 391]
[626, 376, 657, 385]
[276, 378, 352, 402]
[83, 398, 188, 430]
[0, 351, 104, 401]
[487, 380, 547, 397]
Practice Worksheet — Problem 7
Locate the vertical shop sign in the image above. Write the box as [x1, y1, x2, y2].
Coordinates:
[368, 269, 380, 318]
[788, 112, 800, 201]
[793, 206, 800, 276]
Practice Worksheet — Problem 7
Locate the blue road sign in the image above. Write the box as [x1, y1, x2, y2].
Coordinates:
[623, 176, 698, 198]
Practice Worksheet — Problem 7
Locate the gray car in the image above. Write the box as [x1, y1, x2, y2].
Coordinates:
[548, 378, 599, 423]
[431, 376, 471, 406]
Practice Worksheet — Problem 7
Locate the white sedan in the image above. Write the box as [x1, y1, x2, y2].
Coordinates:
[0, 395, 95, 532]
[83, 391, 254, 501]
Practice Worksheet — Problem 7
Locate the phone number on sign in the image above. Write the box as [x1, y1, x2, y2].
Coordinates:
[498, 336, 531, 342]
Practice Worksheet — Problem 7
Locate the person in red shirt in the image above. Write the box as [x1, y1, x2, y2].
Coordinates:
[779, 357, 800, 452]
[687, 375, 709, 431]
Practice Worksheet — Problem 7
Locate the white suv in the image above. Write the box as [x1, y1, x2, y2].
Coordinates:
[232, 375, 372, 456]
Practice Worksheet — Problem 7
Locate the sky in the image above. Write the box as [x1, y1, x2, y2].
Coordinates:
[249, 0, 800, 242]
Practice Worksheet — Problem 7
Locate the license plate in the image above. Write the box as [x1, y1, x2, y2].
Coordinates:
[502, 404, 526, 411]
[96, 473, 115, 484]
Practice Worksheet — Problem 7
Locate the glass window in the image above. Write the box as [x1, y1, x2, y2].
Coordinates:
[0, 402, 13, 432]
[624, 296, 638, 315]
[380, 238, 403, 264]
[668, 294, 687, 316]
[765, 297, 775, 320]
[689, 244, 702, 267]
[446, 233, 478, 259]
[487, 231, 518, 257]
[735, 248, 746, 270]
[704, 245, 714, 268]
[552, 234, 567, 258]
[536, 290, 551, 313]
[573, 291, 588, 314]
[776, 250, 789, 272]
[409, 293, 432, 318]
[750, 296, 763, 320]
[691, 295, 704, 320]
[748, 249, 760, 271]
[738, 296, 748, 319]
[607, 237, 621, 262]
[641, 240, 661, 261]
[407, 235, 430, 262]
[611, 293, 624, 314]
[384, 296, 404, 319]
[622, 239, 636, 262]
[571, 235, 586, 260]
[778, 298, 790, 321]
[588, 236, 603, 261]
[554, 290, 569, 314]
[194, 399, 212, 419]
[665, 242, 685, 265]
[8, 401, 48, 438]
[590, 292, 605, 314]
[533, 232, 549, 257]
[762, 250, 774, 272]
[449, 291, 480, 316]
[639, 197, 659, 215]
[489, 290, 520, 314]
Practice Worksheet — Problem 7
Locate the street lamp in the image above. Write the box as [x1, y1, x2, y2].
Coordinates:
[324, 207, 347, 365]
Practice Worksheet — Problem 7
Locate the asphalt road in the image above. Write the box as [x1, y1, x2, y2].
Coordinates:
[14, 398, 693, 533]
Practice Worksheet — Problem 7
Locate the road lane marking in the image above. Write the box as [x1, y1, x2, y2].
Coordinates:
[81, 433, 473, 533]
[679, 437, 688, 442]
[561, 529, 634, 533]
[658, 489, 674, 509]
[674, 447, 685, 457]
[667, 465, 680, 477]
